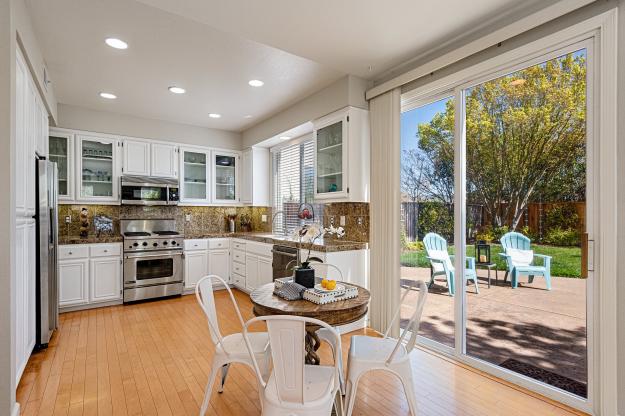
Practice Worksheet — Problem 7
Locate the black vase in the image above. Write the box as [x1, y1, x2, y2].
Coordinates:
[294, 267, 315, 288]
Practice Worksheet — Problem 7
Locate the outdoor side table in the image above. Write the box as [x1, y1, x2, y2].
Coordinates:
[476, 263, 498, 288]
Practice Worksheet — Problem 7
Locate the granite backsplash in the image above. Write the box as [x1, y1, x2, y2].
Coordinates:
[58, 202, 370, 242]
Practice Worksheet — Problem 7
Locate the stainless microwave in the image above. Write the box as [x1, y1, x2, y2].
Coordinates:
[121, 175, 179, 205]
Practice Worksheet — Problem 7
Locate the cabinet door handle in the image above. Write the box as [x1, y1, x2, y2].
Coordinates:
[68, 251, 73, 255]
[104, 249, 108, 253]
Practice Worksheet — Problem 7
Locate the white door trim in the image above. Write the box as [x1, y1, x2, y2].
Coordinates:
[400, 9, 618, 415]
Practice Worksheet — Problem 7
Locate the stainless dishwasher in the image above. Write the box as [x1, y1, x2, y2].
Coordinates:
[271, 245, 298, 280]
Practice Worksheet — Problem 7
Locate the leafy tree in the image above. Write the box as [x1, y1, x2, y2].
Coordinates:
[415, 53, 586, 228]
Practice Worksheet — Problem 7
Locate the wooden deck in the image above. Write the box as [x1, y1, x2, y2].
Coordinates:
[17, 289, 586, 415]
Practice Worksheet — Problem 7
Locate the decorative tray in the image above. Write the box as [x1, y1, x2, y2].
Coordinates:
[274, 277, 358, 304]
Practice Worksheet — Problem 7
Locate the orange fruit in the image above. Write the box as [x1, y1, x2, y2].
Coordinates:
[321, 278, 328, 288]
[326, 280, 336, 290]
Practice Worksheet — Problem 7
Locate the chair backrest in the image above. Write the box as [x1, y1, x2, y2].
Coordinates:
[384, 280, 428, 364]
[423, 233, 452, 267]
[195, 274, 245, 348]
[500, 232, 531, 252]
[243, 315, 340, 406]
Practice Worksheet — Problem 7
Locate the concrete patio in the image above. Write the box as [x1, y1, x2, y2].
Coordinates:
[400, 266, 587, 393]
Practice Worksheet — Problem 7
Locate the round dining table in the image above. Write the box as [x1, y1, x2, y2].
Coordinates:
[250, 283, 371, 365]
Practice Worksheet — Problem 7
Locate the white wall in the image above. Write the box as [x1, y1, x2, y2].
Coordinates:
[241, 75, 371, 147]
[13, 0, 56, 121]
[0, 1, 16, 415]
[618, 2, 625, 414]
[57, 103, 242, 150]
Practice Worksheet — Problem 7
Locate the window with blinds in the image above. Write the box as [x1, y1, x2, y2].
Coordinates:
[272, 139, 323, 235]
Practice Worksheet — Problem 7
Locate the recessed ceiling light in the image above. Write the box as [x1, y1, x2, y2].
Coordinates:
[99, 92, 117, 99]
[248, 79, 264, 87]
[279, 136, 291, 140]
[105, 38, 128, 50]
[208, 113, 221, 119]
[168, 86, 186, 94]
[244, 115, 253, 119]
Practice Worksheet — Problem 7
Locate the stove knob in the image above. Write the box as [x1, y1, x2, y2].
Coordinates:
[153, 242, 158, 247]
[142, 242, 148, 246]
[133, 242, 139, 247]
[171, 241, 177, 246]
[163, 241, 168, 245]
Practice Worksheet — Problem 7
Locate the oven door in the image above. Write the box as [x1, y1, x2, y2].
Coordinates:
[121, 183, 168, 205]
[124, 250, 183, 288]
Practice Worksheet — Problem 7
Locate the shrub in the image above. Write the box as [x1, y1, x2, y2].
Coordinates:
[519, 225, 539, 242]
[545, 204, 581, 231]
[405, 241, 424, 251]
[543, 227, 580, 246]
[400, 228, 408, 250]
[476, 226, 495, 243]
[418, 202, 454, 242]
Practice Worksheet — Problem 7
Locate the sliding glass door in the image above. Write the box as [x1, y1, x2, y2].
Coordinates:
[400, 40, 592, 406]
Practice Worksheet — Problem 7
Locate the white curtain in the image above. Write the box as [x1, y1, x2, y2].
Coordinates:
[368, 88, 401, 336]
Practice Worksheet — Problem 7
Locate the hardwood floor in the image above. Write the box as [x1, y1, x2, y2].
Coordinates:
[17, 289, 587, 415]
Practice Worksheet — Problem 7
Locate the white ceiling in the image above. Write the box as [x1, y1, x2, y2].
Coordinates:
[26, 0, 343, 131]
[27, 0, 549, 133]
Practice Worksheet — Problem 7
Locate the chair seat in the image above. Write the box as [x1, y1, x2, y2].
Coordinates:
[514, 265, 547, 274]
[348, 335, 407, 362]
[264, 365, 336, 404]
[218, 332, 269, 357]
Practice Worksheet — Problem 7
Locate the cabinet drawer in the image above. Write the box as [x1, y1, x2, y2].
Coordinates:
[231, 262, 246, 276]
[231, 272, 245, 287]
[247, 242, 273, 257]
[59, 245, 89, 260]
[184, 239, 208, 251]
[232, 249, 245, 264]
[208, 238, 229, 250]
[232, 240, 246, 251]
[90, 243, 121, 258]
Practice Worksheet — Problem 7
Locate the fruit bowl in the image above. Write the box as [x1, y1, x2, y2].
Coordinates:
[314, 283, 345, 293]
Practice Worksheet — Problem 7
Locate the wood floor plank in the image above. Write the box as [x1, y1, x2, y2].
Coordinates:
[18, 291, 587, 416]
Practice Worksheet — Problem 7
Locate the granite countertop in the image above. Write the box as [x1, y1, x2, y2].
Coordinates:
[185, 232, 369, 252]
[59, 232, 368, 252]
[59, 235, 123, 245]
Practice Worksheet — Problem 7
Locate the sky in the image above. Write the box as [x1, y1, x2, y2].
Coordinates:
[400, 97, 449, 152]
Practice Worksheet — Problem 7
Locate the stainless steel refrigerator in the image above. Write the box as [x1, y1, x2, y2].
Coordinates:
[35, 158, 58, 348]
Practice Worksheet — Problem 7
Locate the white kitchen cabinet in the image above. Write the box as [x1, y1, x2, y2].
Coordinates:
[212, 151, 239, 204]
[180, 147, 211, 204]
[257, 256, 273, 287]
[59, 243, 123, 310]
[184, 248, 208, 290]
[122, 139, 150, 176]
[76, 134, 120, 202]
[151, 143, 178, 178]
[49, 129, 75, 201]
[90, 256, 122, 303]
[59, 258, 89, 307]
[14, 219, 36, 385]
[208, 249, 230, 283]
[313, 106, 370, 202]
[241, 147, 270, 205]
[245, 254, 259, 291]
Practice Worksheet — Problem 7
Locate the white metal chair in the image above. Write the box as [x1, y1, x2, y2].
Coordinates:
[310, 262, 346, 394]
[243, 315, 344, 416]
[344, 280, 428, 416]
[195, 275, 271, 416]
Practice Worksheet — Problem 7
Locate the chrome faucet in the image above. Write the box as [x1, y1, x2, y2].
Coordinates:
[271, 210, 284, 235]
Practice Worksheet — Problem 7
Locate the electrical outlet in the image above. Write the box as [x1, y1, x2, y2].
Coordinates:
[340, 216, 346, 226]
[64, 215, 71, 224]
[357, 217, 363, 226]
[261, 214, 267, 222]
[329, 216, 335, 225]
[185, 214, 192, 222]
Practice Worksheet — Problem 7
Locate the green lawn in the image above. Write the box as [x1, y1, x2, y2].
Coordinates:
[401, 244, 582, 278]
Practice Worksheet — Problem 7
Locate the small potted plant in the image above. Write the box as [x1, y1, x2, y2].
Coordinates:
[292, 224, 345, 288]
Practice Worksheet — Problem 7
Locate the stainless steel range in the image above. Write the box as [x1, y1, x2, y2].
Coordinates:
[121, 219, 184, 302]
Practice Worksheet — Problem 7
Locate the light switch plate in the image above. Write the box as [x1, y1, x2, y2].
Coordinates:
[64, 216, 71, 224]
[357, 217, 363, 226]
[185, 214, 192, 222]
[329, 216, 335, 225]
[261, 214, 267, 222]
[340, 216, 346, 226]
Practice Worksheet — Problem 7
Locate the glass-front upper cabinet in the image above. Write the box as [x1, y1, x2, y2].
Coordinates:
[212, 151, 238, 204]
[314, 110, 348, 200]
[48, 129, 74, 201]
[76, 134, 119, 202]
[180, 148, 210, 203]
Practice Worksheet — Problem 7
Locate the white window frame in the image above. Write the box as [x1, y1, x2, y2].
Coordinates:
[400, 10, 618, 415]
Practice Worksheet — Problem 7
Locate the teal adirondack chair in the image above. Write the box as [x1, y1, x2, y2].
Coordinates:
[499, 232, 552, 290]
[423, 233, 478, 296]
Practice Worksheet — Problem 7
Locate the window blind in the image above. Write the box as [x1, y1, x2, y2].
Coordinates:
[272, 139, 323, 235]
